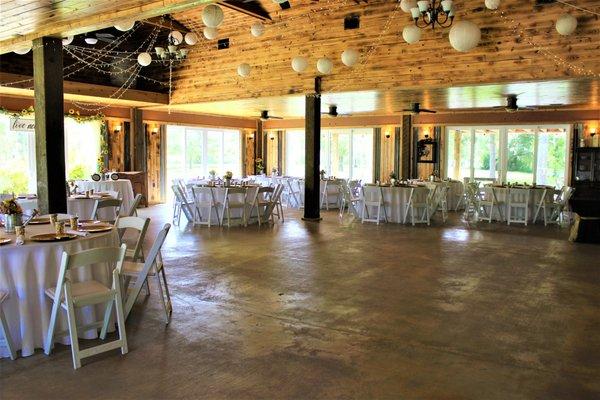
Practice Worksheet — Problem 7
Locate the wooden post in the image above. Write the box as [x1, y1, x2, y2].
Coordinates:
[303, 77, 322, 221]
[33, 37, 66, 214]
[132, 108, 145, 172]
[400, 115, 412, 179]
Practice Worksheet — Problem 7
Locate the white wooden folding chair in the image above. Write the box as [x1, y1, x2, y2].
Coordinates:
[192, 186, 221, 227]
[286, 178, 302, 208]
[127, 194, 144, 216]
[222, 187, 247, 227]
[479, 186, 504, 223]
[429, 185, 450, 223]
[507, 188, 530, 226]
[92, 198, 122, 221]
[404, 186, 432, 226]
[171, 185, 194, 225]
[320, 180, 342, 210]
[339, 182, 360, 218]
[249, 186, 274, 226]
[0, 291, 17, 360]
[122, 224, 172, 325]
[44, 244, 128, 369]
[534, 186, 573, 226]
[266, 184, 285, 223]
[361, 185, 388, 225]
[115, 216, 150, 262]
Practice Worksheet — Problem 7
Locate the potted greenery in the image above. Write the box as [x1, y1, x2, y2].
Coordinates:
[320, 170, 326, 180]
[1, 198, 23, 233]
[209, 170, 217, 180]
[389, 171, 397, 185]
[224, 171, 233, 186]
[255, 158, 264, 175]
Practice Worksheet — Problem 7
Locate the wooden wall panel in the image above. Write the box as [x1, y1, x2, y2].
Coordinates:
[243, 129, 256, 176]
[415, 125, 436, 180]
[265, 131, 279, 173]
[146, 122, 162, 204]
[106, 118, 125, 171]
[380, 125, 396, 181]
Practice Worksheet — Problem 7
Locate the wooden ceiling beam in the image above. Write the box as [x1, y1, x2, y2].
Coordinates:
[217, 0, 271, 21]
[0, 0, 213, 54]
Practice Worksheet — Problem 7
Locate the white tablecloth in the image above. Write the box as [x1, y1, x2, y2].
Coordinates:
[480, 187, 548, 222]
[0, 222, 119, 358]
[358, 186, 414, 223]
[410, 180, 463, 210]
[75, 180, 134, 216]
[67, 196, 117, 221]
[192, 186, 261, 226]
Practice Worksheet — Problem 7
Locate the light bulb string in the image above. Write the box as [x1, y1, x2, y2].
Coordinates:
[554, 0, 600, 17]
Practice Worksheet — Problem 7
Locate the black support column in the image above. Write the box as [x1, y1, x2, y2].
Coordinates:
[33, 37, 66, 214]
[303, 77, 322, 221]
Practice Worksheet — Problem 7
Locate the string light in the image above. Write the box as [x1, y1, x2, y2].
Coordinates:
[554, 0, 600, 17]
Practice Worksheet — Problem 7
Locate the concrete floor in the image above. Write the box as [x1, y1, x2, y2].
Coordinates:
[1, 205, 599, 399]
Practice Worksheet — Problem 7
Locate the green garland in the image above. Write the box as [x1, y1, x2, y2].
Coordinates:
[98, 123, 109, 172]
[0, 106, 105, 123]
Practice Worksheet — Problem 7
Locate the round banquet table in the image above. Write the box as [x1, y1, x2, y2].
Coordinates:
[409, 180, 464, 211]
[358, 186, 415, 223]
[0, 220, 119, 358]
[480, 186, 549, 222]
[191, 186, 260, 226]
[75, 179, 134, 216]
[67, 196, 117, 221]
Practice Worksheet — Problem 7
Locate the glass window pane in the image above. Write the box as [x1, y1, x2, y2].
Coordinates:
[537, 127, 567, 187]
[351, 129, 373, 182]
[206, 130, 222, 175]
[65, 118, 101, 181]
[473, 128, 500, 181]
[285, 130, 305, 177]
[446, 128, 472, 181]
[185, 128, 204, 178]
[507, 128, 535, 184]
[330, 130, 350, 178]
[0, 115, 35, 194]
[222, 129, 241, 176]
[320, 131, 330, 175]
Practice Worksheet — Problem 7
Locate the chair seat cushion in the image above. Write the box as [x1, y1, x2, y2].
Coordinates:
[45, 281, 110, 302]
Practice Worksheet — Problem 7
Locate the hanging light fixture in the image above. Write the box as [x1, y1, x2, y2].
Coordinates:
[152, 20, 194, 66]
[410, 0, 454, 29]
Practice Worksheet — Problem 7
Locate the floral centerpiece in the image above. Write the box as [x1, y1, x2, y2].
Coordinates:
[320, 169, 326, 180]
[271, 167, 278, 176]
[1, 198, 23, 233]
[223, 171, 233, 185]
[389, 171, 397, 186]
[255, 158, 264, 175]
[209, 170, 217, 180]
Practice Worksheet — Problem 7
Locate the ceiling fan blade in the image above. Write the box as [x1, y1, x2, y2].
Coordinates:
[420, 109, 437, 113]
[270, 116, 283, 119]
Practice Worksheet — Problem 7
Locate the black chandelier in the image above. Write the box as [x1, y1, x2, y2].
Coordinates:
[411, 0, 454, 29]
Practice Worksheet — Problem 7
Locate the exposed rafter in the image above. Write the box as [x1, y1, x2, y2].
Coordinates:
[218, 0, 271, 21]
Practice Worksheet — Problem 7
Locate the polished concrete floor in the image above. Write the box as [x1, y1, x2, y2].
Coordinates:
[1, 205, 599, 399]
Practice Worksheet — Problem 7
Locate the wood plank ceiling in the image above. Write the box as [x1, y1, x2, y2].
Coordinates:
[170, 0, 600, 107]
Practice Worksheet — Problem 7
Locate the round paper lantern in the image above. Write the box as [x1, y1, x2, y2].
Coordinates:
[184, 32, 198, 45]
[62, 36, 74, 45]
[237, 63, 251, 77]
[341, 49, 359, 67]
[272, 0, 287, 3]
[137, 52, 152, 67]
[13, 44, 31, 55]
[400, 0, 418, 13]
[114, 20, 135, 31]
[449, 20, 481, 52]
[484, 0, 500, 10]
[202, 4, 224, 28]
[317, 58, 333, 75]
[291, 56, 308, 73]
[251, 22, 264, 37]
[84, 37, 98, 45]
[556, 14, 577, 36]
[203, 27, 218, 40]
[169, 31, 184, 45]
[402, 25, 422, 44]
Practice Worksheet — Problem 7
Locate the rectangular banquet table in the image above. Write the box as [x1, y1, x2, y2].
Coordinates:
[0, 220, 119, 358]
[75, 179, 135, 216]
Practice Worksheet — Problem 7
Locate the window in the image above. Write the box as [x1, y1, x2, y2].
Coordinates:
[166, 125, 241, 185]
[284, 128, 374, 182]
[0, 114, 102, 194]
[445, 125, 569, 187]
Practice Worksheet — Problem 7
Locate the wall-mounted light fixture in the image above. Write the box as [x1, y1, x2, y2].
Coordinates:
[385, 131, 391, 139]
[151, 126, 159, 134]
[248, 133, 254, 140]
[269, 133, 275, 141]
[113, 124, 122, 135]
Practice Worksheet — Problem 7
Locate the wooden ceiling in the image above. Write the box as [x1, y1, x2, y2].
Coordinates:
[170, 0, 600, 105]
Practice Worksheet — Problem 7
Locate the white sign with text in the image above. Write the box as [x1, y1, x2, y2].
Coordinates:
[10, 117, 35, 132]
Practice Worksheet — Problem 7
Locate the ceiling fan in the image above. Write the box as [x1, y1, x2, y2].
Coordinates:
[398, 103, 437, 115]
[495, 94, 537, 113]
[259, 110, 283, 121]
[322, 105, 351, 118]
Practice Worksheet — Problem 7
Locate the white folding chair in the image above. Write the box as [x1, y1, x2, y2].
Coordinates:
[192, 186, 221, 227]
[286, 178, 302, 209]
[171, 185, 194, 225]
[115, 216, 150, 262]
[44, 244, 128, 369]
[249, 186, 274, 226]
[507, 188, 530, 226]
[122, 224, 172, 325]
[266, 184, 285, 223]
[361, 185, 388, 225]
[91, 198, 122, 221]
[339, 182, 360, 218]
[320, 180, 342, 210]
[127, 194, 144, 216]
[534, 186, 573, 226]
[429, 185, 450, 223]
[222, 187, 247, 227]
[479, 187, 504, 223]
[404, 186, 432, 226]
[0, 291, 17, 360]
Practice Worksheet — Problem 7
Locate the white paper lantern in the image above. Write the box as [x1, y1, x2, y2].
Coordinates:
[237, 63, 251, 77]
[449, 20, 481, 52]
[317, 58, 333, 75]
[137, 52, 152, 67]
[484, 0, 500, 10]
[62, 36, 74, 45]
[203, 27, 218, 40]
[400, 0, 417, 13]
[184, 32, 198, 45]
[169, 31, 184, 45]
[13, 44, 31, 55]
[114, 20, 135, 31]
[272, 0, 287, 3]
[251, 22, 264, 37]
[202, 4, 224, 28]
[84, 37, 98, 45]
[556, 14, 577, 36]
[291, 56, 308, 73]
[402, 25, 422, 44]
[341, 49, 359, 67]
